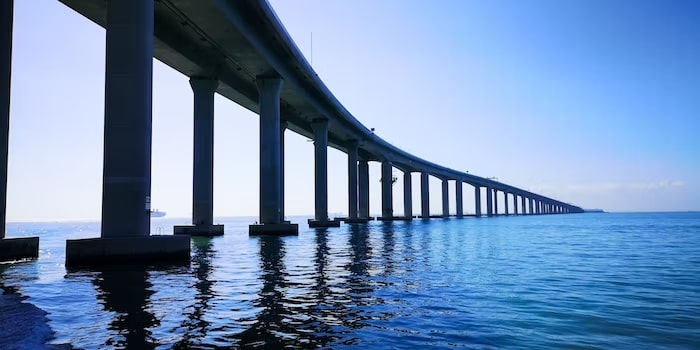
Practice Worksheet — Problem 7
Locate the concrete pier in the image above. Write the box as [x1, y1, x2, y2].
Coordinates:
[441, 179, 449, 218]
[174, 78, 223, 236]
[380, 160, 393, 219]
[513, 193, 519, 215]
[420, 172, 430, 218]
[66, 0, 190, 266]
[486, 187, 493, 217]
[475, 186, 482, 217]
[358, 160, 371, 220]
[504, 192, 509, 216]
[280, 121, 287, 221]
[0, 0, 39, 261]
[344, 140, 367, 223]
[493, 189, 499, 215]
[309, 118, 340, 228]
[455, 181, 463, 217]
[403, 171, 413, 219]
[249, 74, 297, 235]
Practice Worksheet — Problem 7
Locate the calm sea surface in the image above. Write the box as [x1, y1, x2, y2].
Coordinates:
[1, 212, 699, 349]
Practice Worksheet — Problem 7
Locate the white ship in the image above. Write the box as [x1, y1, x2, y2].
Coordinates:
[150, 209, 166, 218]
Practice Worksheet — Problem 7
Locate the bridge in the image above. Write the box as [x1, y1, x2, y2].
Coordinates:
[0, 0, 584, 265]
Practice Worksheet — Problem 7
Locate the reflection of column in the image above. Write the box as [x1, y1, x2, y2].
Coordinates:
[403, 171, 412, 218]
[474, 186, 481, 217]
[441, 179, 449, 217]
[420, 172, 430, 218]
[236, 237, 291, 346]
[455, 181, 463, 217]
[94, 267, 157, 349]
[175, 238, 215, 347]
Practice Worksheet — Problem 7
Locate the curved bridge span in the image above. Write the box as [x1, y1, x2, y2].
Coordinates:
[0, 0, 584, 265]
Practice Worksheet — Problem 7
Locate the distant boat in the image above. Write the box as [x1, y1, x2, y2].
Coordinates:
[150, 209, 166, 218]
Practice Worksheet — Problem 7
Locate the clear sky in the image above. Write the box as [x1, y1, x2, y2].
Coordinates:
[5, 0, 699, 222]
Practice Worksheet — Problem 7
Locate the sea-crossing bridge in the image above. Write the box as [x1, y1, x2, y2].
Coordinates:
[0, 0, 584, 265]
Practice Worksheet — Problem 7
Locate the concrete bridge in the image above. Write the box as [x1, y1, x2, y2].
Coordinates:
[0, 0, 584, 265]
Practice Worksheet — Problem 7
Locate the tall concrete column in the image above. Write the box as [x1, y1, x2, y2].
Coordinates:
[248, 74, 297, 235]
[474, 186, 482, 217]
[280, 120, 287, 221]
[504, 192, 509, 216]
[455, 181, 463, 217]
[174, 78, 224, 236]
[0, 0, 12, 241]
[403, 171, 412, 218]
[358, 160, 370, 219]
[0, 0, 39, 261]
[486, 187, 493, 216]
[380, 160, 393, 219]
[346, 140, 359, 220]
[311, 118, 329, 222]
[67, 0, 189, 266]
[493, 189, 499, 215]
[521, 196, 526, 215]
[258, 76, 283, 224]
[441, 179, 449, 217]
[530, 198, 535, 214]
[420, 172, 430, 218]
[513, 194, 518, 215]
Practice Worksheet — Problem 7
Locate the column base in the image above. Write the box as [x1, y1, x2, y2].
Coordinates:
[249, 223, 299, 236]
[377, 216, 413, 221]
[344, 217, 370, 224]
[0, 237, 39, 262]
[173, 224, 224, 236]
[308, 219, 341, 228]
[65, 235, 191, 268]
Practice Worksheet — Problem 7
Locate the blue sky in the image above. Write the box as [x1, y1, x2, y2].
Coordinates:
[5, 0, 699, 221]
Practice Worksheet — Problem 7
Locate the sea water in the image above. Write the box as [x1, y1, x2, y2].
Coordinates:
[1, 212, 699, 349]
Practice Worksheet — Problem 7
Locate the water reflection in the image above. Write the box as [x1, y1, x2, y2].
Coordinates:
[173, 237, 216, 348]
[93, 266, 158, 349]
[234, 236, 293, 348]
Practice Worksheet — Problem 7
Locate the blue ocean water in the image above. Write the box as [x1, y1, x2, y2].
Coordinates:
[1, 212, 699, 349]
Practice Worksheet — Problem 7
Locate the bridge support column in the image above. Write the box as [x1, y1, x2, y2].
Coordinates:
[529, 198, 535, 214]
[403, 171, 413, 219]
[280, 121, 287, 221]
[420, 172, 430, 218]
[309, 118, 340, 227]
[358, 160, 371, 220]
[67, 0, 190, 266]
[474, 186, 482, 217]
[504, 192, 509, 216]
[249, 74, 298, 235]
[455, 181, 463, 218]
[441, 179, 449, 217]
[380, 160, 393, 220]
[174, 78, 223, 236]
[486, 187, 493, 217]
[513, 194, 519, 215]
[0, 0, 39, 262]
[345, 140, 366, 223]
[521, 196, 526, 215]
[493, 189, 499, 215]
